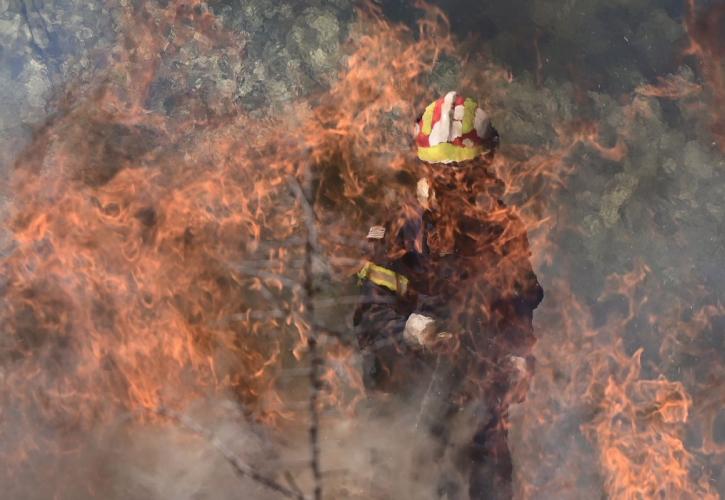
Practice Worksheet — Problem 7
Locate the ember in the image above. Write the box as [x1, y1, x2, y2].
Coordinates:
[0, 0, 723, 499]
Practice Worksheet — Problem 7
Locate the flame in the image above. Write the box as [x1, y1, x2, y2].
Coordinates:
[684, 0, 725, 152]
[1, 0, 722, 498]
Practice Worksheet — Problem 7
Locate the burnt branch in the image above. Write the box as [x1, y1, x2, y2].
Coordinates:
[153, 407, 307, 500]
[288, 175, 323, 500]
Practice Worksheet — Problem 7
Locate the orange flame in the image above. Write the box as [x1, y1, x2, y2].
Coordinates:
[1, 1, 722, 498]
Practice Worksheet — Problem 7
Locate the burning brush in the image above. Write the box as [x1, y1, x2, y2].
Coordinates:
[1, 0, 723, 499]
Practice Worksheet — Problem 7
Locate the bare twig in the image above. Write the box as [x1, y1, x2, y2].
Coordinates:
[152, 406, 307, 500]
[287, 177, 323, 256]
[414, 354, 443, 430]
[288, 175, 323, 500]
[413, 353, 460, 434]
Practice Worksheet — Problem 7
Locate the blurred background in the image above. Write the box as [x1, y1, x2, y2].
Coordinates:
[0, 0, 722, 498]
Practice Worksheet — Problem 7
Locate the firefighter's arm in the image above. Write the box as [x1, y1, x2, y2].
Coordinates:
[356, 221, 448, 350]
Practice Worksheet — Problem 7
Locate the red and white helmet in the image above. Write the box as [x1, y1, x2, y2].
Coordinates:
[414, 91, 497, 164]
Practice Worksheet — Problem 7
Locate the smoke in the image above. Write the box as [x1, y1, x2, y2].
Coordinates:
[1, 363, 480, 499]
[2, 0, 724, 498]
[1, 397, 290, 500]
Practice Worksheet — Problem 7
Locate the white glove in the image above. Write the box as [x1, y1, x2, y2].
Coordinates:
[403, 313, 437, 347]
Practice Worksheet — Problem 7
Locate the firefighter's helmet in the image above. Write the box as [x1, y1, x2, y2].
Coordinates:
[414, 91, 497, 164]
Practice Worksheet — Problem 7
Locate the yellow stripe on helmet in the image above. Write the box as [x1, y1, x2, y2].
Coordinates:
[417, 142, 482, 163]
[461, 98, 477, 134]
[420, 100, 437, 135]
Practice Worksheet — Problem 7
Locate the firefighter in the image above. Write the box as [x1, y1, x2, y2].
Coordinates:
[353, 91, 543, 499]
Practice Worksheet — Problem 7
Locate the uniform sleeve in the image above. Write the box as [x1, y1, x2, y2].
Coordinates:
[352, 205, 429, 390]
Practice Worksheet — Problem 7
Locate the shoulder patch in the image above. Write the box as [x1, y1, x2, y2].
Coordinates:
[367, 225, 386, 240]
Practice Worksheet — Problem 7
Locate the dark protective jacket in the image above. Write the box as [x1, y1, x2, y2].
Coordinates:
[353, 161, 543, 499]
